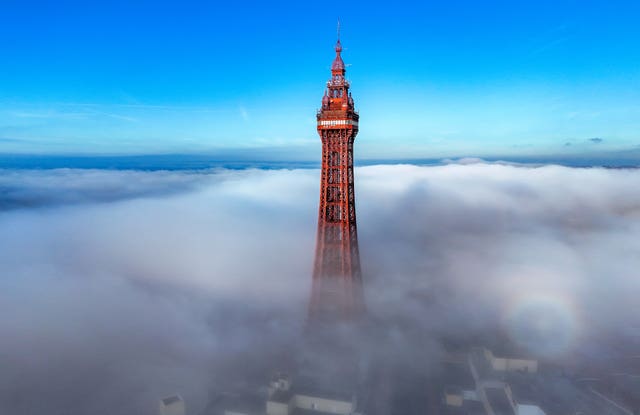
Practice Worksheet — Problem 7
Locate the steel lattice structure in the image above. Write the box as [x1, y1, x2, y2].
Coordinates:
[308, 35, 364, 321]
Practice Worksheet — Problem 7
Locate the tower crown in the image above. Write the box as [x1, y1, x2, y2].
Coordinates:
[319, 33, 357, 124]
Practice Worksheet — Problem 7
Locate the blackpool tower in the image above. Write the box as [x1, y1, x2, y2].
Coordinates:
[308, 32, 364, 322]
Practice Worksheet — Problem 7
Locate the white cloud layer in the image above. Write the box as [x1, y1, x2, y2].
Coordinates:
[1, 164, 639, 414]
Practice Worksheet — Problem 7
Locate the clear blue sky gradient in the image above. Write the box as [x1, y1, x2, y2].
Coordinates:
[1, 0, 639, 159]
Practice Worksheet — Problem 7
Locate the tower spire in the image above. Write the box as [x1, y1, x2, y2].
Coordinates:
[335, 19, 342, 53]
[332, 22, 345, 75]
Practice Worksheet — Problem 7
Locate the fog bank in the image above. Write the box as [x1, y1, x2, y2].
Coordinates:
[1, 163, 639, 414]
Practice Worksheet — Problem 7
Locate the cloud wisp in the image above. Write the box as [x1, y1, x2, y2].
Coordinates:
[0, 168, 216, 210]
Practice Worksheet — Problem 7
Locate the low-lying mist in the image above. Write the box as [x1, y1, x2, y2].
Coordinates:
[1, 162, 639, 414]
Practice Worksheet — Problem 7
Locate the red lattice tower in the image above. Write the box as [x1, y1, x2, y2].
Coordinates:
[309, 34, 364, 321]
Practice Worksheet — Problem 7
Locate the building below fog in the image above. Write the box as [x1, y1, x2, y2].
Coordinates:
[160, 395, 185, 415]
[441, 347, 637, 415]
[159, 343, 640, 415]
[266, 373, 360, 415]
[442, 348, 544, 415]
[191, 373, 361, 415]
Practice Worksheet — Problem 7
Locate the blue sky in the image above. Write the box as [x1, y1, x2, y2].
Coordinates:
[1, 0, 639, 160]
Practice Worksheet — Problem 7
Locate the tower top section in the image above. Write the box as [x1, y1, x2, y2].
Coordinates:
[318, 29, 357, 125]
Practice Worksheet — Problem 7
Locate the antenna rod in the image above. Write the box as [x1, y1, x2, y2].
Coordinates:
[337, 18, 340, 41]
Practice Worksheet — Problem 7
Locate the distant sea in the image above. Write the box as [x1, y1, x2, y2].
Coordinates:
[0, 154, 638, 170]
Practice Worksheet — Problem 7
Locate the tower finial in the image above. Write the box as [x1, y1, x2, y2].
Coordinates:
[334, 19, 343, 55]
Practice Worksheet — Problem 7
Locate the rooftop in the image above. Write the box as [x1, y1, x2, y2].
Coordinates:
[161, 395, 183, 406]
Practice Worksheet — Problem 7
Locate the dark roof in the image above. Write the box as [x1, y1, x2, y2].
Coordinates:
[161, 395, 182, 406]
[443, 361, 476, 390]
[268, 389, 294, 404]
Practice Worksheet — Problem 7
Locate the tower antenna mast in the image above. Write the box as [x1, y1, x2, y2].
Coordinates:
[337, 18, 340, 40]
